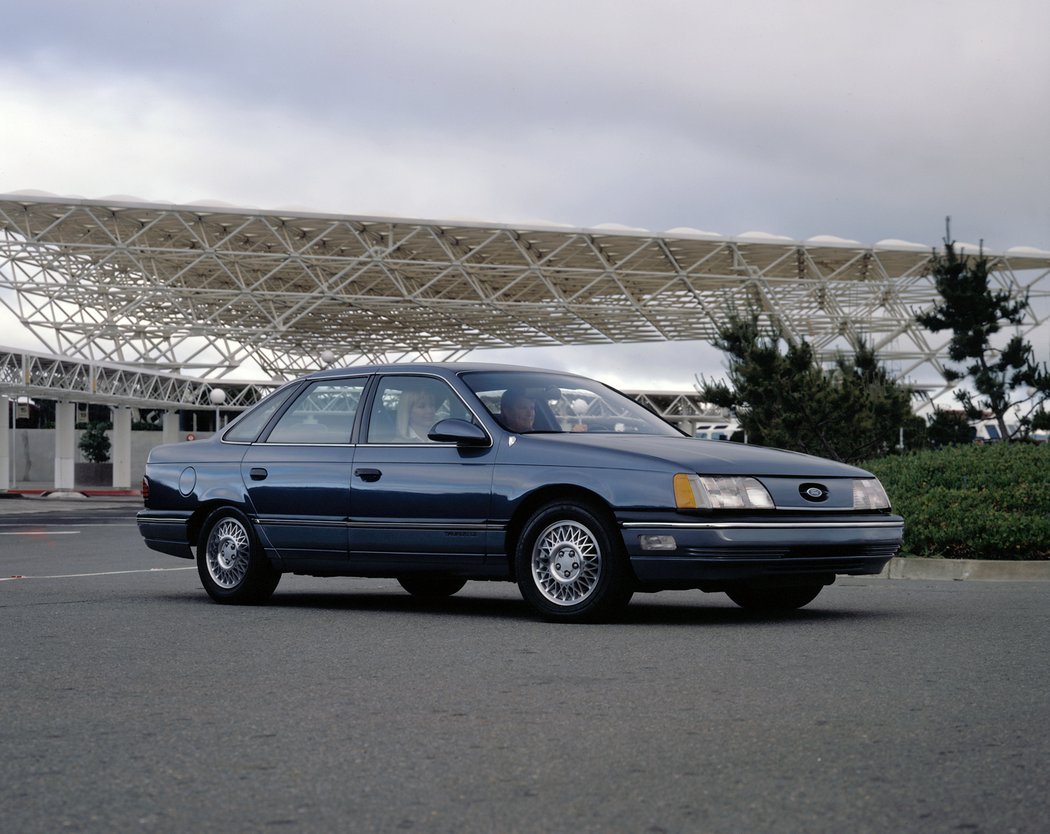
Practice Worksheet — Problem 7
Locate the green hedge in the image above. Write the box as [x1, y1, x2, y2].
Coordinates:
[862, 444, 1050, 560]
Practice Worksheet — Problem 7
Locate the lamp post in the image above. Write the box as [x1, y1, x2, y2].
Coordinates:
[209, 388, 227, 434]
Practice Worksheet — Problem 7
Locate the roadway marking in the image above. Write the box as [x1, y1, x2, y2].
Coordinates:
[0, 531, 81, 536]
[0, 523, 138, 527]
[1, 567, 195, 581]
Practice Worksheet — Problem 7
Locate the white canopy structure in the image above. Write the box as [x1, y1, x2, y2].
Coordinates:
[2, 192, 1049, 389]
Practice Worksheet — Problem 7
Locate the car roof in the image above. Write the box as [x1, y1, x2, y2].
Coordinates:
[307, 361, 590, 382]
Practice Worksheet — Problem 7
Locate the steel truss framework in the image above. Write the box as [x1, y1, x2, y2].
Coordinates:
[0, 348, 271, 410]
[2, 194, 1049, 388]
[0, 347, 724, 426]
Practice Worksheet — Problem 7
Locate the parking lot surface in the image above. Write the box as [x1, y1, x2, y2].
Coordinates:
[2, 498, 1048, 833]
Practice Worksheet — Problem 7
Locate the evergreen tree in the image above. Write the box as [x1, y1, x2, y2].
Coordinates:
[916, 220, 1050, 440]
[924, 407, 974, 448]
[697, 312, 917, 463]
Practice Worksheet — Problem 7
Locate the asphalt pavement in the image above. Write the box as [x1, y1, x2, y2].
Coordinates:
[2, 497, 1049, 833]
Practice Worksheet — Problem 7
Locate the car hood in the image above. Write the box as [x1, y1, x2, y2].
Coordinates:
[521, 433, 871, 478]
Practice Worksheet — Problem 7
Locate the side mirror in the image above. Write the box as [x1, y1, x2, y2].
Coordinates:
[428, 418, 489, 446]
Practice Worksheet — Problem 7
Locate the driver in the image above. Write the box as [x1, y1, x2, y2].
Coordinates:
[500, 389, 536, 432]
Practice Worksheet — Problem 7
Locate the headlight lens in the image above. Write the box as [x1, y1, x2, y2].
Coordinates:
[853, 478, 891, 510]
[674, 474, 775, 510]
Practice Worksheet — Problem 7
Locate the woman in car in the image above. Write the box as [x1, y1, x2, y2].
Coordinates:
[396, 385, 440, 441]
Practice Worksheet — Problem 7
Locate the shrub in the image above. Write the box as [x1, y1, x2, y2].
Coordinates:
[862, 444, 1050, 560]
[78, 422, 112, 464]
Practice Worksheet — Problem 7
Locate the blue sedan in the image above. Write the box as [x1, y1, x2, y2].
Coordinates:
[137, 363, 903, 621]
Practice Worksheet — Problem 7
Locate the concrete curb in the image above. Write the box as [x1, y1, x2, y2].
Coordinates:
[877, 556, 1050, 582]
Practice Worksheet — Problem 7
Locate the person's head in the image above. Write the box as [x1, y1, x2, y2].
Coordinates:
[500, 389, 535, 432]
[397, 386, 438, 437]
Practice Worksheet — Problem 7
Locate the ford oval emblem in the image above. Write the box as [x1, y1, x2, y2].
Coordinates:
[799, 483, 828, 502]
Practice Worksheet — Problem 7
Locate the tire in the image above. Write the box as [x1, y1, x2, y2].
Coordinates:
[725, 582, 824, 612]
[397, 575, 467, 599]
[197, 509, 281, 604]
[515, 501, 633, 623]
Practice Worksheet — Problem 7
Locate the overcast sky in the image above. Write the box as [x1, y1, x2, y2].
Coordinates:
[2, 0, 1048, 387]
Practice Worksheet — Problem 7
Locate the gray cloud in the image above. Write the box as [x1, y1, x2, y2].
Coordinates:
[2, 0, 1048, 384]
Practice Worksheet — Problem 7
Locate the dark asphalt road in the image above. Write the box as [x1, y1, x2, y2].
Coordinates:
[2, 500, 1048, 833]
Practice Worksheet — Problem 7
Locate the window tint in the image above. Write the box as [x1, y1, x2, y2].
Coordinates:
[366, 376, 471, 443]
[461, 370, 681, 435]
[222, 384, 300, 443]
[265, 378, 365, 444]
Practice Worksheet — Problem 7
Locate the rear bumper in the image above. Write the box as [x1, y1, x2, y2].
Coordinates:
[622, 517, 903, 588]
[137, 510, 194, 560]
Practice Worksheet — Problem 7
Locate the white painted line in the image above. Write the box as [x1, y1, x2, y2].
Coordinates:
[0, 531, 81, 536]
[0, 523, 138, 528]
[1, 567, 195, 581]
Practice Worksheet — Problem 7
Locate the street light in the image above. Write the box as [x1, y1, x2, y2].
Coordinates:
[209, 388, 226, 433]
[320, 350, 336, 367]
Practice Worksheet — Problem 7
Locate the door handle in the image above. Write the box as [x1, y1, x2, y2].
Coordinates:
[249, 467, 268, 481]
[354, 468, 382, 482]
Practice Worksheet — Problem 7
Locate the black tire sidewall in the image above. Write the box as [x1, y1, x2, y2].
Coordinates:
[515, 501, 632, 622]
[197, 507, 278, 604]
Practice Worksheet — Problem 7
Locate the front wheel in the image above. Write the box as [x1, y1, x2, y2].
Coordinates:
[515, 501, 633, 622]
[725, 582, 824, 612]
[197, 509, 280, 604]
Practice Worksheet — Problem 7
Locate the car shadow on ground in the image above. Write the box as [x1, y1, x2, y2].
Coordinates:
[159, 586, 893, 626]
[620, 597, 892, 627]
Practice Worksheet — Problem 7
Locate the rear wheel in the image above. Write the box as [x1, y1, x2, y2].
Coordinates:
[515, 501, 633, 622]
[725, 582, 824, 612]
[397, 575, 467, 599]
[197, 509, 280, 604]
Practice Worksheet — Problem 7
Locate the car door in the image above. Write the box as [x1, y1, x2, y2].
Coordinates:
[241, 376, 366, 565]
[349, 373, 497, 574]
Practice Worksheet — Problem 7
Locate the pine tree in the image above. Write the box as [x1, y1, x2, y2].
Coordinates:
[697, 312, 918, 463]
[915, 220, 1050, 440]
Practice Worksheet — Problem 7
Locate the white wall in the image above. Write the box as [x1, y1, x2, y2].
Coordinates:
[5, 429, 211, 490]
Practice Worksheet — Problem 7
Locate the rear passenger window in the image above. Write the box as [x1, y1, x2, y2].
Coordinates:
[222, 384, 300, 443]
[265, 378, 365, 444]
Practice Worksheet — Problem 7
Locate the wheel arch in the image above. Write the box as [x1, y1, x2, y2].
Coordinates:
[504, 485, 620, 581]
[188, 500, 253, 554]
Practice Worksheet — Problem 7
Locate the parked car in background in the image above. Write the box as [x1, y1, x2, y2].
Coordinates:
[137, 364, 903, 622]
[693, 419, 741, 441]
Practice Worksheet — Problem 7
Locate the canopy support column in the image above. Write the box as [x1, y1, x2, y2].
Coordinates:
[54, 401, 75, 490]
[0, 395, 9, 491]
[112, 407, 132, 489]
[162, 411, 180, 444]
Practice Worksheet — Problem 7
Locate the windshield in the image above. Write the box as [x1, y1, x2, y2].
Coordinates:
[461, 370, 683, 436]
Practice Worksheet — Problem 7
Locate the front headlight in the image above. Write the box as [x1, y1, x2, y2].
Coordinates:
[853, 478, 891, 510]
[674, 474, 775, 510]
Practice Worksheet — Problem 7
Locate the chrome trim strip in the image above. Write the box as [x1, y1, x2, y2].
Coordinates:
[348, 521, 504, 531]
[256, 442, 358, 447]
[254, 519, 504, 531]
[255, 518, 346, 527]
[621, 521, 904, 530]
[138, 517, 188, 525]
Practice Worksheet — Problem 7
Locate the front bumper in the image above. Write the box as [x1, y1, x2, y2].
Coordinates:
[622, 516, 903, 588]
[137, 509, 194, 559]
